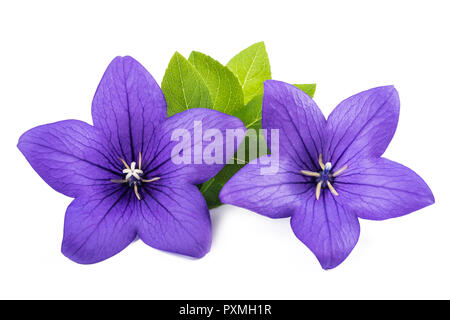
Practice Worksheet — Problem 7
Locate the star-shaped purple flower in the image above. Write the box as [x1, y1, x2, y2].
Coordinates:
[220, 80, 434, 269]
[18, 56, 244, 264]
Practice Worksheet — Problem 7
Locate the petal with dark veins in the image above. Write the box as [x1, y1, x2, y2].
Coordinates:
[18, 120, 121, 198]
[92, 56, 167, 164]
[220, 155, 313, 218]
[334, 158, 434, 220]
[137, 183, 211, 258]
[61, 185, 137, 264]
[323, 86, 399, 169]
[262, 80, 326, 171]
[290, 191, 360, 270]
[142, 108, 245, 185]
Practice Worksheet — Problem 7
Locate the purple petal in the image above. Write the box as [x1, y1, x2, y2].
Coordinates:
[220, 156, 313, 218]
[323, 86, 399, 169]
[61, 185, 137, 264]
[18, 120, 121, 198]
[334, 158, 434, 220]
[137, 183, 211, 258]
[142, 108, 245, 185]
[290, 192, 360, 270]
[92, 56, 166, 164]
[262, 80, 326, 171]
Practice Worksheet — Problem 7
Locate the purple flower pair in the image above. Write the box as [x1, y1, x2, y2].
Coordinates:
[18, 56, 434, 268]
[220, 80, 434, 269]
[18, 56, 245, 264]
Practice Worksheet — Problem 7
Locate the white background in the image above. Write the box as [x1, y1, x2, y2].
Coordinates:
[0, 0, 448, 299]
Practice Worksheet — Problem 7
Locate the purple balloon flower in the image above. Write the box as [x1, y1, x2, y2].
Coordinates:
[220, 80, 434, 269]
[18, 56, 244, 264]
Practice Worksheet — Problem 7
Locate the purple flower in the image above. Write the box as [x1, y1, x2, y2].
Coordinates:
[18, 56, 244, 264]
[220, 80, 434, 269]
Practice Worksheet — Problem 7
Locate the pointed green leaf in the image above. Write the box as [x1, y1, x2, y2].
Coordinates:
[161, 52, 212, 116]
[226, 42, 271, 104]
[233, 94, 263, 129]
[293, 84, 316, 98]
[188, 51, 244, 115]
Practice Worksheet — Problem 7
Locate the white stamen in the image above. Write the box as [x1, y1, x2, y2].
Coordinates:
[134, 184, 141, 200]
[305, 155, 347, 201]
[316, 181, 322, 200]
[327, 180, 339, 196]
[332, 165, 348, 177]
[111, 179, 127, 184]
[300, 170, 321, 177]
[318, 154, 325, 170]
[119, 158, 130, 170]
[142, 177, 161, 183]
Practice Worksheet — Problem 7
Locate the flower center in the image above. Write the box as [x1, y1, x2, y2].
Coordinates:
[300, 154, 348, 200]
[111, 152, 160, 200]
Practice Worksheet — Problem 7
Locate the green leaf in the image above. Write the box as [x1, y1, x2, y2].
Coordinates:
[161, 52, 212, 116]
[293, 84, 316, 98]
[233, 94, 263, 129]
[188, 51, 244, 115]
[226, 42, 271, 104]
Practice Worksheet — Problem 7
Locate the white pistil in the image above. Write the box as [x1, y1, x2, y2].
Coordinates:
[300, 154, 347, 201]
[123, 161, 143, 180]
[111, 153, 160, 201]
